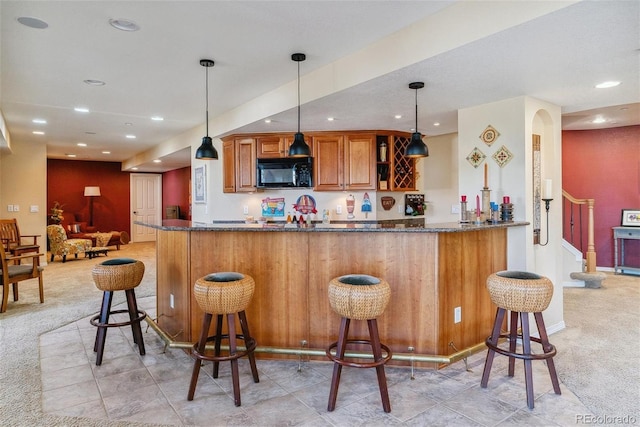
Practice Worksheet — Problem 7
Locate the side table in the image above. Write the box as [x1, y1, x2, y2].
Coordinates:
[613, 227, 640, 276]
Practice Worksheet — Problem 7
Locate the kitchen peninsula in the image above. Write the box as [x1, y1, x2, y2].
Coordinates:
[141, 219, 527, 367]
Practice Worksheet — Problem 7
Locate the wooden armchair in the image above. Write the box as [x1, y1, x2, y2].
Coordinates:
[46, 225, 92, 262]
[1, 240, 44, 313]
[0, 218, 40, 260]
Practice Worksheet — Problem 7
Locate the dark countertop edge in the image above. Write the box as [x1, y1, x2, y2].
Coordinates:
[136, 219, 529, 233]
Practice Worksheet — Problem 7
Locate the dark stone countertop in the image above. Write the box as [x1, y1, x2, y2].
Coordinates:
[136, 219, 529, 233]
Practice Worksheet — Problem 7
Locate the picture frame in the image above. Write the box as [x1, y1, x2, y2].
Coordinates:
[194, 165, 206, 204]
[621, 209, 640, 227]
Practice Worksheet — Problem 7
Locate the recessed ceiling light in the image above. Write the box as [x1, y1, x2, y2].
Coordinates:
[131, 167, 138, 170]
[151, 116, 164, 121]
[66, 154, 76, 158]
[32, 131, 44, 135]
[595, 81, 620, 89]
[17, 16, 48, 29]
[77, 143, 87, 147]
[264, 119, 272, 124]
[592, 117, 607, 124]
[153, 159, 162, 163]
[125, 134, 136, 139]
[32, 118, 47, 124]
[74, 107, 90, 113]
[102, 151, 111, 154]
[84, 79, 106, 86]
[394, 115, 402, 119]
[109, 18, 140, 32]
[327, 117, 335, 121]
[125, 122, 133, 126]
[433, 122, 440, 126]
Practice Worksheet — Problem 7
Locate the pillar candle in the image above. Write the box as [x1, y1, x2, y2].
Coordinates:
[476, 195, 480, 217]
[544, 179, 553, 199]
[484, 163, 488, 188]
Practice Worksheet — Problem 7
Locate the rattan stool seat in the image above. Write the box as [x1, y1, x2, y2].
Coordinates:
[189, 272, 259, 406]
[328, 274, 390, 320]
[326, 274, 392, 413]
[194, 272, 255, 314]
[481, 270, 560, 409]
[90, 258, 146, 366]
[486, 271, 553, 313]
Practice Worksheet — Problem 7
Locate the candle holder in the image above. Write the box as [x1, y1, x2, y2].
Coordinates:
[540, 198, 553, 246]
[481, 188, 491, 220]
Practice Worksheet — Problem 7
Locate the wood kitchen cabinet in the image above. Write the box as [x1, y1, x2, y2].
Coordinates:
[222, 136, 256, 193]
[256, 135, 312, 158]
[376, 132, 416, 191]
[313, 133, 376, 191]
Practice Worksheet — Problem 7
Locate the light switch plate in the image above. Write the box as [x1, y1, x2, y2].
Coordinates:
[7, 205, 13, 212]
[13, 205, 19, 212]
[30, 205, 39, 213]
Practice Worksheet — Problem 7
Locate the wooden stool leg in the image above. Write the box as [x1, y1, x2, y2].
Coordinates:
[368, 319, 391, 413]
[125, 289, 145, 355]
[520, 312, 535, 409]
[534, 312, 561, 395]
[228, 313, 241, 406]
[481, 308, 506, 387]
[328, 317, 350, 412]
[212, 314, 223, 378]
[12, 282, 18, 301]
[94, 291, 114, 366]
[508, 310, 518, 377]
[238, 310, 259, 383]
[188, 313, 213, 401]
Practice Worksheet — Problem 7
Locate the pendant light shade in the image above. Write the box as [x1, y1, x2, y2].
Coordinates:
[195, 59, 219, 160]
[288, 53, 311, 157]
[404, 81, 429, 158]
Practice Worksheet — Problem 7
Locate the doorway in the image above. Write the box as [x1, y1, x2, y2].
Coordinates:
[130, 173, 162, 242]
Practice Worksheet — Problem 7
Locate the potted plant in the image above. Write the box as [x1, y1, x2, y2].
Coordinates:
[50, 201, 64, 224]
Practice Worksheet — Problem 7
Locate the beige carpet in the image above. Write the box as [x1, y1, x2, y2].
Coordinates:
[1, 243, 639, 426]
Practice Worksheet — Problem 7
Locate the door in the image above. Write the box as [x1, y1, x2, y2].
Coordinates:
[130, 173, 162, 242]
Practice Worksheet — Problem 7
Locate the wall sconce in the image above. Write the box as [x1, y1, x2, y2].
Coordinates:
[540, 179, 552, 246]
[84, 186, 101, 226]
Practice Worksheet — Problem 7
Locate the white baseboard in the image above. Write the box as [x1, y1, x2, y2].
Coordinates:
[563, 280, 585, 288]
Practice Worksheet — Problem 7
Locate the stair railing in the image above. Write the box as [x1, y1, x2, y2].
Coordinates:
[562, 190, 596, 272]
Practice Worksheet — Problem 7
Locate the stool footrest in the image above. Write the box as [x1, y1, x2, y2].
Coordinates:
[326, 339, 392, 368]
[90, 309, 146, 328]
[485, 333, 557, 361]
[192, 334, 257, 363]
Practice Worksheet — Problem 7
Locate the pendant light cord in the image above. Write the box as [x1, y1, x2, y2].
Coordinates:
[414, 88, 418, 133]
[205, 65, 209, 137]
[297, 60, 301, 133]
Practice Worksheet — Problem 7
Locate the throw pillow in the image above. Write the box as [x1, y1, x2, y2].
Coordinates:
[70, 223, 82, 233]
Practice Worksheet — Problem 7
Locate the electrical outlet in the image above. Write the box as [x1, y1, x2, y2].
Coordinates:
[398, 204, 403, 214]
[7, 205, 13, 212]
[336, 205, 342, 214]
[451, 204, 460, 214]
[243, 205, 249, 215]
[454, 306, 462, 323]
[170, 294, 175, 309]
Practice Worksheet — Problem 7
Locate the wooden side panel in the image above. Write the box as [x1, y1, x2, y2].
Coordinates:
[156, 230, 191, 341]
[188, 231, 309, 350]
[222, 140, 236, 193]
[308, 232, 439, 357]
[437, 229, 507, 355]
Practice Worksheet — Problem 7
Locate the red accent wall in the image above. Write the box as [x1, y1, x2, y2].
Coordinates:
[562, 125, 640, 268]
[47, 160, 132, 234]
[162, 167, 191, 220]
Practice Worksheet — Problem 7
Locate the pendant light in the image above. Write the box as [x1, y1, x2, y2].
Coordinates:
[404, 81, 429, 158]
[195, 59, 219, 160]
[288, 53, 312, 157]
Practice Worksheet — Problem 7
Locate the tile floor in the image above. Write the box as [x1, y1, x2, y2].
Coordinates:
[39, 296, 592, 426]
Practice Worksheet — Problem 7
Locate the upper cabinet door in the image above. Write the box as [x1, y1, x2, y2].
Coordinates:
[256, 136, 285, 158]
[313, 134, 344, 191]
[344, 133, 376, 191]
[235, 137, 256, 192]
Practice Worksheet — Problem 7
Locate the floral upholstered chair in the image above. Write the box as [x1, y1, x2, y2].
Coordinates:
[46, 225, 92, 263]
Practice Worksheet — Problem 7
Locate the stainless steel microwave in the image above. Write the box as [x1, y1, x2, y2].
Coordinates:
[256, 157, 313, 188]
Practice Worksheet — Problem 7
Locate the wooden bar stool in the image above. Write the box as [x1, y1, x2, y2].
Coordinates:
[90, 258, 146, 366]
[188, 272, 259, 406]
[481, 271, 561, 409]
[326, 274, 392, 413]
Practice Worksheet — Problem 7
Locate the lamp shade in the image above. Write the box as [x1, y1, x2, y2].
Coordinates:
[405, 132, 429, 158]
[84, 186, 101, 197]
[195, 136, 218, 160]
[288, 132, 311, 157]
